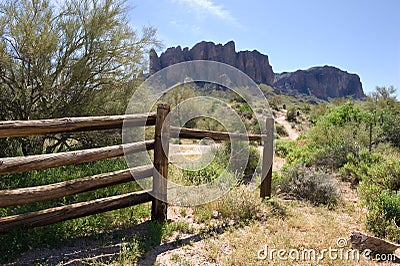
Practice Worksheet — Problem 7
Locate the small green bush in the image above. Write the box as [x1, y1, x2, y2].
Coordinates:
[275, 139, 318, 166]
[275, 124, 289, 137]
[181, 161, 227, 186]
[286, 106, 297, 122]
[344, 149, 400, 243]
[275, 139, 296, 158]
[364, 191, 400, 243]
[312, 142, 360, 169]
[285, 143, 318, 167]
[344, 150, 400, 190]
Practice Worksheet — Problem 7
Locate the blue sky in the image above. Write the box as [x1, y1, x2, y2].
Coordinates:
[127, 0, 400, 97]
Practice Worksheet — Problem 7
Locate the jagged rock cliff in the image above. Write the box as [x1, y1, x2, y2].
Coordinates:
[274, 66, 364, 100]
[150, 41, 365, 99]
[150, 41, 275, 85]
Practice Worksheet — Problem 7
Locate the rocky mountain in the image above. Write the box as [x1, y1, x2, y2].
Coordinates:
[150, 41, 365, 99]
[274, 66, 365, 100]
[150, 41, 274, 85]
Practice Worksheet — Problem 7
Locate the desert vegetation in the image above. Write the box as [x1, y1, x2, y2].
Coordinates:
[1, 0, 400, 265]
[275, 86, 400, 243]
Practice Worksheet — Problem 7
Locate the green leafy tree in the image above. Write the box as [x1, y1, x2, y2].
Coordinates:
[0, 0, 160, 155]
[366, 86, 399, 148]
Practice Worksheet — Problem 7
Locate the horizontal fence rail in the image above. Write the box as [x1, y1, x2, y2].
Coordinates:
[0, 113, 157, 138]
[0, 189, 152, 233]
[0, 140, 154, 175]
[171, 126, 263, 142]
[0, 165, 153, 208]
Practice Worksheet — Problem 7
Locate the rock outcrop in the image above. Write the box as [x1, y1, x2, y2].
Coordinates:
[150, 41, 365, 99]
[150, 41, 275, 85]
[274, 66, 364, 100]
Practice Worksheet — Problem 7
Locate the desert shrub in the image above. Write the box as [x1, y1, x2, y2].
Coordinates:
[379, 111, 400, 148]
[299, 103, 312, 115]
[344, 149, 400, 243]
[223, 141, 261, 177]
[171, 148, 229, 186]
[180, 161, 227, 186]
[271, 171, 290, 195]
[286, 106, 297, 122]
[170, 138, 181, 144]
[245, 145, 261, 177]
[275, 139, 318, 166]
[170, 141, 260, 187]
[307, 101, 371, 148]
[194, 186, 263, 223]
[340, 149, 382, 185]
[275, 139, 296, 158]
[285, 143, 318, 167]
[364, 191, 400, 243]
[344, 150, 400, 191]
[277, 166, 340, 208]
[312, 141, 360, 169]
[309, 102, 329, 125]
[275, 124, 289, 137]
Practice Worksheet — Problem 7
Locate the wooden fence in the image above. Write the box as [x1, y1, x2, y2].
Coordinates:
[0, 104, 274, 233]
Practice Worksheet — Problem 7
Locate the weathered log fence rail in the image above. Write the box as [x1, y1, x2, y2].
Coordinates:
[0, 103, 274, 234]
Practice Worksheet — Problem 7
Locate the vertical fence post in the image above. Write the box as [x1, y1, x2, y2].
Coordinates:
[260, 117, 274, 198]
[152, 103, 170, 222]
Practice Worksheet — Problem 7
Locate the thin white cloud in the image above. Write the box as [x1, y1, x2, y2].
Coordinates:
[170, 19, 203, 35]
[171, 0, 242, 28]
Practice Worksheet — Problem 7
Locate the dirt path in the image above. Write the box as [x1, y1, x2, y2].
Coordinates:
[275, 109, 300, 140]
[271, 109, 298, 172]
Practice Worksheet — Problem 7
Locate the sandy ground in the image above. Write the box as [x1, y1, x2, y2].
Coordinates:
[274, 109, 300, 140]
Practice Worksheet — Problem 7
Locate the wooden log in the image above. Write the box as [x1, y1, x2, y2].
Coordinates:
[350, 231, 400, 254]
[260, 117, 274, 198]
[0, 113, 156, 138]
[0, 190, 152, 233]
[0, 165, 153, 208]
[151, 104, 170, 223]
[0, 140, 154, 175]
[171, 126, 263, 142]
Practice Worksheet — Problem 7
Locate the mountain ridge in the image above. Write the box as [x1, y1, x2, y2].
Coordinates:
[150, 41, 365, 100]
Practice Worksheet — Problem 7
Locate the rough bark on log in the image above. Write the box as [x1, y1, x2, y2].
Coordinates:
[0, 165, 153, 208]
[0, 113, 156, 138]
[171, 127, 263, 142]
[0, 190, 152, 233]
[350, 231, 400, 254]
[0, 140, 154, 174]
